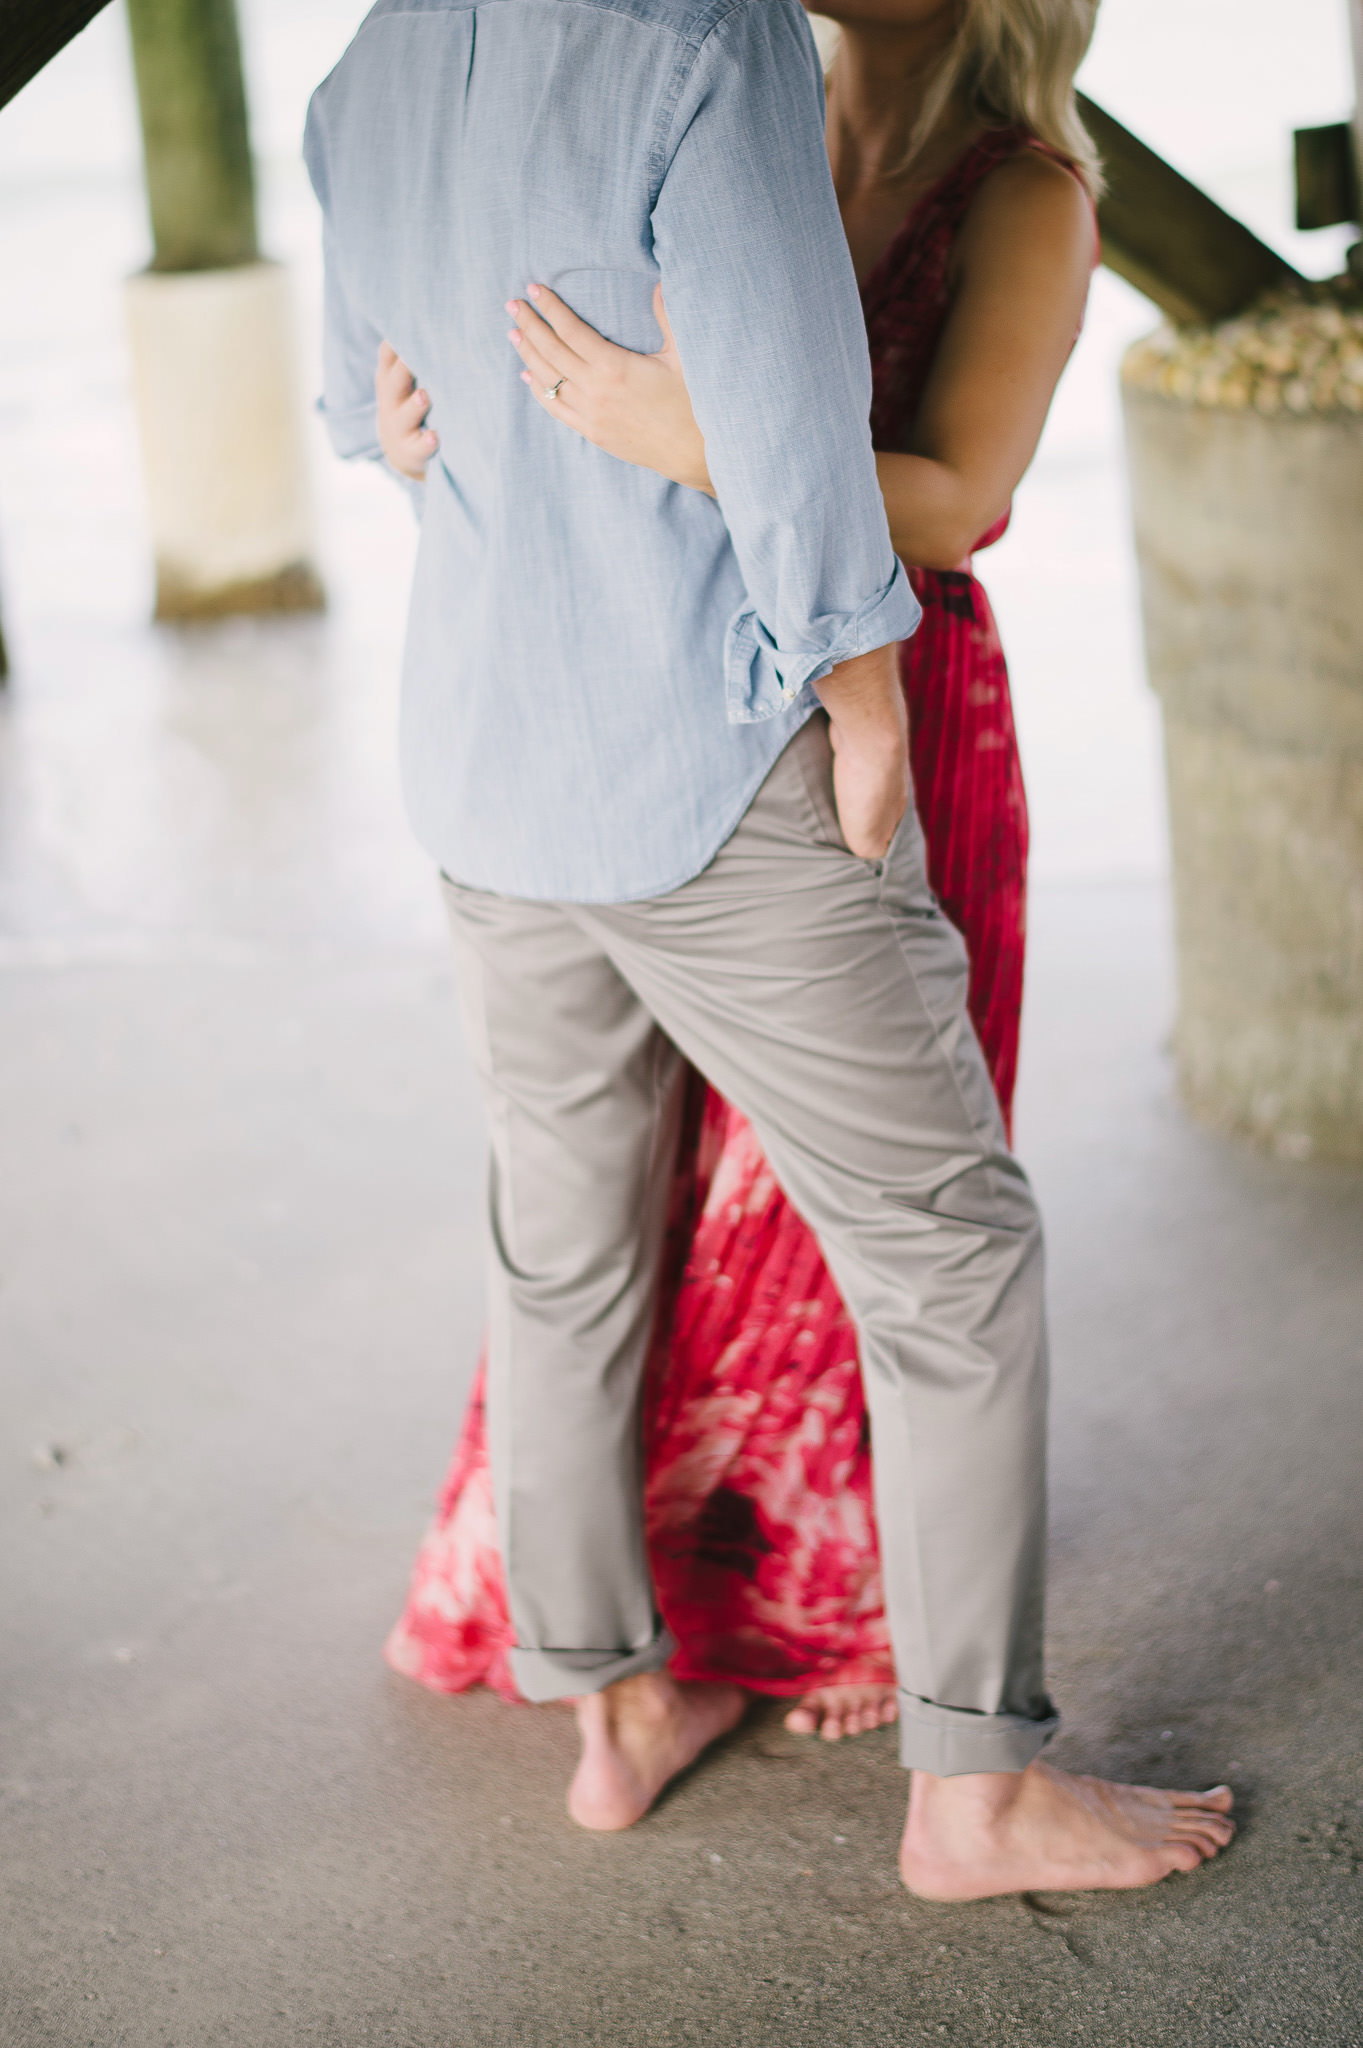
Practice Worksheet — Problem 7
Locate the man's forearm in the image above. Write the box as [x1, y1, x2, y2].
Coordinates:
[815, 643, 905, 744]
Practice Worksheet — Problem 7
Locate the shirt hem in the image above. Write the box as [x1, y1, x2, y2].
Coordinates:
[427, 704, 816, 907]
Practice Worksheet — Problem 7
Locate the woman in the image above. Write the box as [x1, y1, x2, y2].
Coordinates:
[379, 0, 1100, 1740]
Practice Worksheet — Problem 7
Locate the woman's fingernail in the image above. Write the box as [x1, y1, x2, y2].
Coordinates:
[505, 300, 518, 314]
[520, 370, 531, 385]
[508, 330, 521, 346]
[527, 283, 541, 299]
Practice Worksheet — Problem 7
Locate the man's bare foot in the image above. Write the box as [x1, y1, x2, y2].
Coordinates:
[567, 1672, 746, 1831]
[784, 1685, 899, 1741]
[900, 1759, 1235, 1900]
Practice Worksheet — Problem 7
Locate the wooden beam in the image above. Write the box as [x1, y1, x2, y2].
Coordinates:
[1079, 93, 1304, 325]
[0, 0, 115, 112]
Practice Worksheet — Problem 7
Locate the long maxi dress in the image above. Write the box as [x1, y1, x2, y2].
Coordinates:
[385, 129, 1051, 1703]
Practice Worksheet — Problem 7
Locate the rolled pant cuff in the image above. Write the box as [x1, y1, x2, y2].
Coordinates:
[509, 1630, 677, 1704]
[897, 1692, 1060, 1776]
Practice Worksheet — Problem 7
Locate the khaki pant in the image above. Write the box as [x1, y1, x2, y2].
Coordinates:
[442, 716, 1057, 1774]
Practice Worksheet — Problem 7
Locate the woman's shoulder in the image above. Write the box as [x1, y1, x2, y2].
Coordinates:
[955, 139, 1097, 270]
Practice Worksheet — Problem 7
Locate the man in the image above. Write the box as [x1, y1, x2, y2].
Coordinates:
[305, 0, 1232, 1896]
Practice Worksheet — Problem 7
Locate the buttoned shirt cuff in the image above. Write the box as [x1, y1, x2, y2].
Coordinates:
[722, 557, 921, 725]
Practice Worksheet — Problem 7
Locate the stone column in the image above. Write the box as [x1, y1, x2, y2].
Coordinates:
[1122, 293, 1363, 1161]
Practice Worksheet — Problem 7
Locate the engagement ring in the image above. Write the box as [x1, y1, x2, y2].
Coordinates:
[544, 377, 566, 400]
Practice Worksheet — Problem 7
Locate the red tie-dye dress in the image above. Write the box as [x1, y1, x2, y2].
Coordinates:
[385, 130, 1064, 1703]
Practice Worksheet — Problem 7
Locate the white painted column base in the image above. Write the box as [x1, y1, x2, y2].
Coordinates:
[124, 259, 324, 620]
[1124, 380, 1363, 1162]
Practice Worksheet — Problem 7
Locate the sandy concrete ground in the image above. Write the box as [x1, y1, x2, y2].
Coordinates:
[2, 867, 1361, 2047]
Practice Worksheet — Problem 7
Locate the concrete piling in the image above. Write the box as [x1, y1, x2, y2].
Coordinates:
[1123, 293, 1363, 1160]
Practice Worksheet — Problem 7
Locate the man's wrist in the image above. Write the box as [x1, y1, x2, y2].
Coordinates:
[815, 643, 904, 747]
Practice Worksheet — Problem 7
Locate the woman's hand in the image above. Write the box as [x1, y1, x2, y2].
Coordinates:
[376, 341, 438, 481]
[506, 284, 714, 495]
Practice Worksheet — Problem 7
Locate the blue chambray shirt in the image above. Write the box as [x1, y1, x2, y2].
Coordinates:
[305, 0, 919, 903]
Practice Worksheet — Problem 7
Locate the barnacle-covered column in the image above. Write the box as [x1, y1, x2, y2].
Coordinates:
[123, 0, 323, 619]
[1123, 283, 1363, 1160]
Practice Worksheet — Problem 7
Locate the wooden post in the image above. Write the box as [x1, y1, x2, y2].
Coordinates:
[1342, 0, 1350, 216]
[124, 0, 258, 272]
[1291, 6, 1362, 256]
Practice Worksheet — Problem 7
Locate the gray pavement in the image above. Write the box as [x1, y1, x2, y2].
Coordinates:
[3, 661, 1362, 2041]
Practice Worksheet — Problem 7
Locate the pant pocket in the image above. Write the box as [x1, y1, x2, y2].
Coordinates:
[789, 708, 925, 880]
[877, 807, 912, 872]
[787, 711, 848, 851]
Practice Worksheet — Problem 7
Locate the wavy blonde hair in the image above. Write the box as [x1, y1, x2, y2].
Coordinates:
[809, 2, 1103, 199]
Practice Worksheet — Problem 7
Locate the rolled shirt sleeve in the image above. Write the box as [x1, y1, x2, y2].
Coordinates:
[651, 0, 919, 723]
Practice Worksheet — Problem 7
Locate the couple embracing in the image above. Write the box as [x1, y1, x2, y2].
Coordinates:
[305, 0, 1233, 1897]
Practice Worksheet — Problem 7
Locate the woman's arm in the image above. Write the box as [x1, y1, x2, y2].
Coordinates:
[875, 151, 1094, 568]
[510, 150, 1091, 562]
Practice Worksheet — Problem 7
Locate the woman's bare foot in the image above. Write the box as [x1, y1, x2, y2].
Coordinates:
[784, 1685, 899, 1741]
[900, 1759, 1235, 1900]
[567, 1672, 746, 1831]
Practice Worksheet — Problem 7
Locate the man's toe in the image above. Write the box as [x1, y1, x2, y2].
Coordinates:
[1164, 1839, 1210, 1873]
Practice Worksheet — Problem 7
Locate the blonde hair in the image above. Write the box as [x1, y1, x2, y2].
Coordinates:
[809, 2, 1104, 200]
